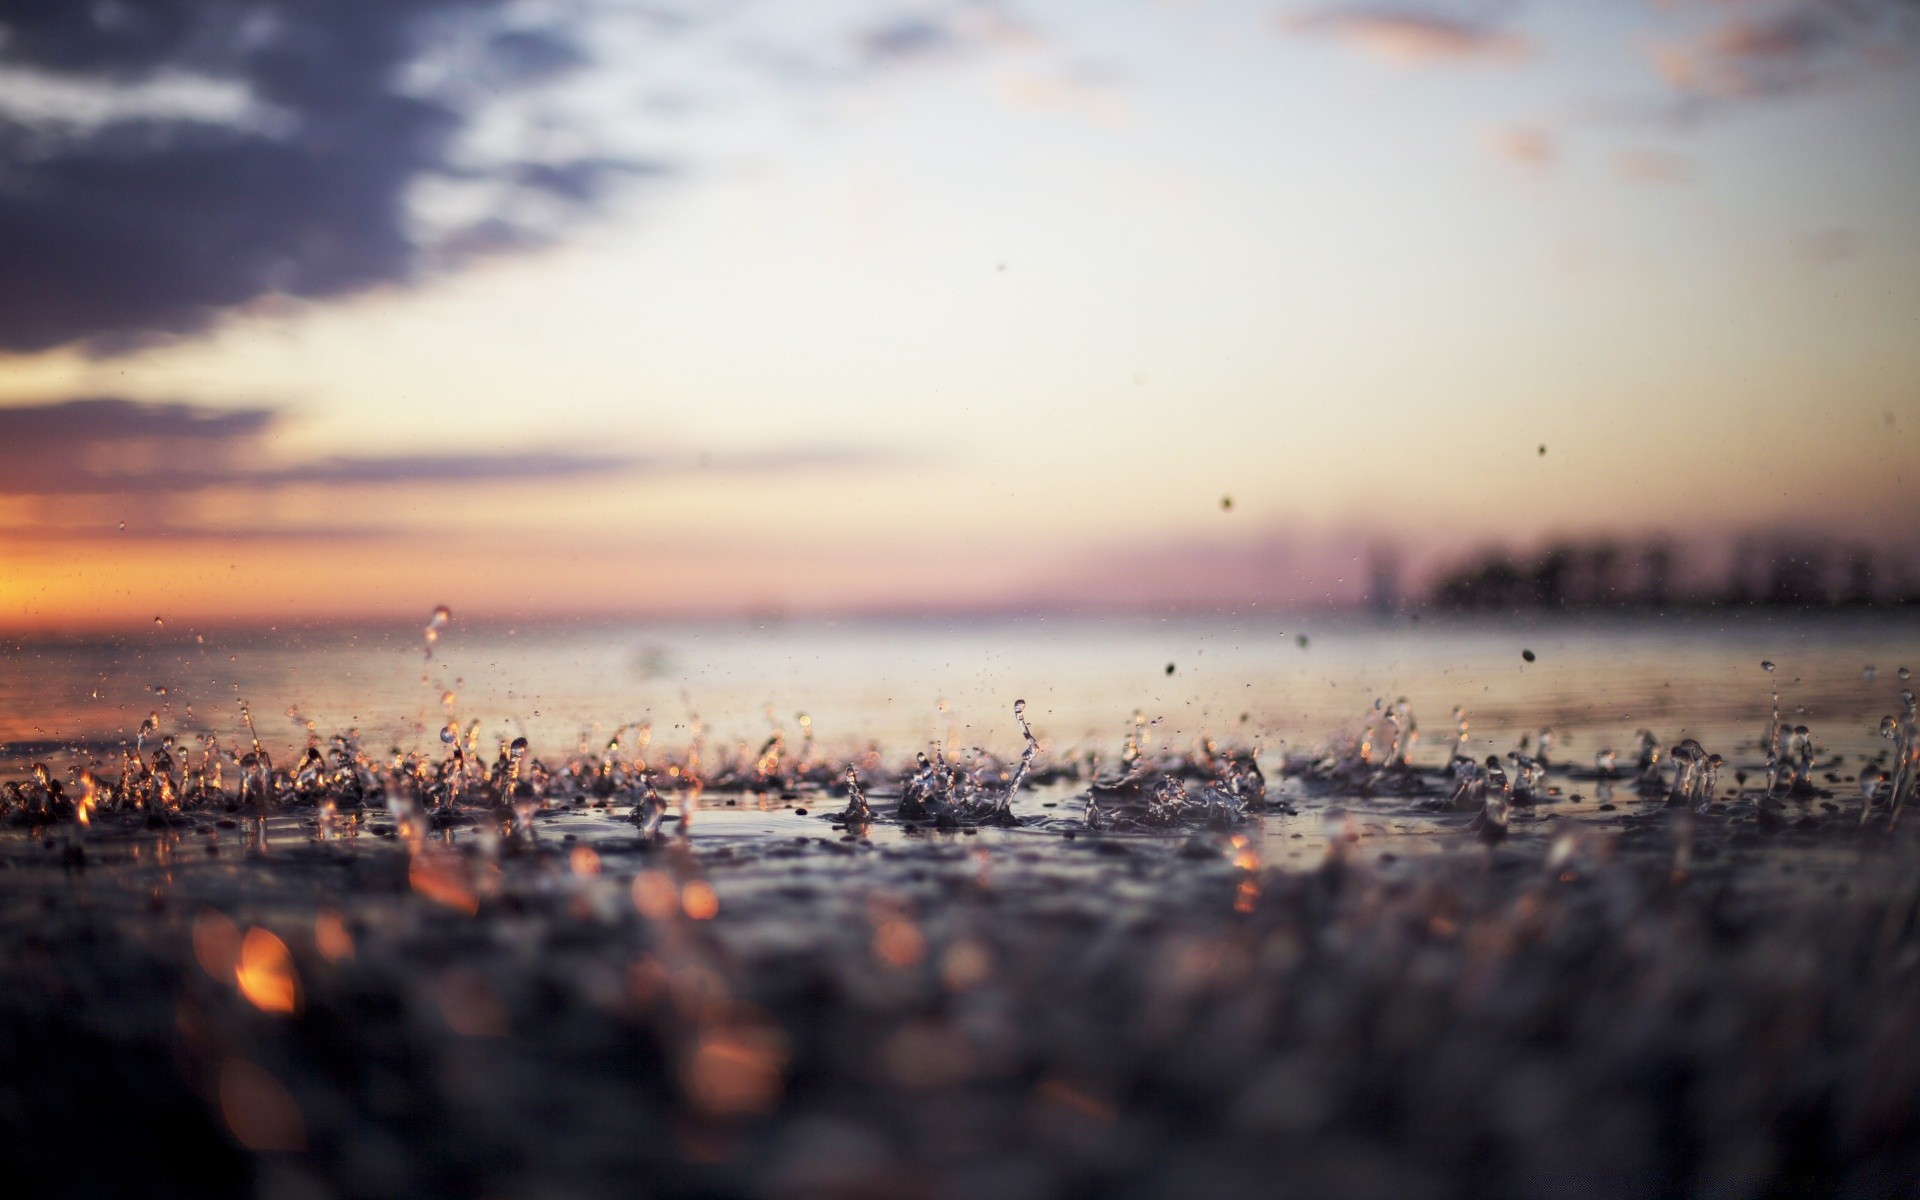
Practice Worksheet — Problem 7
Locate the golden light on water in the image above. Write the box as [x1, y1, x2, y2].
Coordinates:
[235, 927, 299, 1015]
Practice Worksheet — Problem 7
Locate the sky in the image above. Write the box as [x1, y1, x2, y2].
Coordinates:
[0, 0, 1916, 629]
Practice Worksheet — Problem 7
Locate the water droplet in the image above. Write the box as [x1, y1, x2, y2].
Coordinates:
[1761, 660, 1775, 673]
[440, 724, 458, 745]
[423, 605, 453, 658]
[440, 690, 456, 708]
[1521, 649, 1536, 663]
[117, 521, 125, 532]
[1864, 665, 1878, 682]
[1901, 667, 1912, 682]
[153, 616, 164, 628]
[509, 736, 529, 758]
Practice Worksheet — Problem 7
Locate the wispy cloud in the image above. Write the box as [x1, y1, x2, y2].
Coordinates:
[1613, 147, 1692, 184]
[0, 398, 899, 498]
[1489, 123, 1556, 169]
[994, 64, 1130, 125]
[855, 3, 1043, 69]
[1280, 5, 1535, 66]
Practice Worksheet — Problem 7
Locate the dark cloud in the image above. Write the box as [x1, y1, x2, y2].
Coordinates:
[1650, 1, 1919, 104]
[0, 397, 903, 497]
[0, 1, 660, 356]
[0, 397, 635, 495]
[1282, 5, 1534, 65]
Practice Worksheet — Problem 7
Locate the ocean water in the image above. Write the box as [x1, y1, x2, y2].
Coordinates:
[3, 609, 1913, 775]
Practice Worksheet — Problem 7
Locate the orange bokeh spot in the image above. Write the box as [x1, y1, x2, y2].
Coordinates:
[682, 880, 719, 921]
[409, 851, 479, 915]
[236, 928, 300, 1014]
[632, 870, 679, 920]
[314, 908, 354, 962]
[219, 1058, 306, 1152]
[192, 908, 242, 984]
[684, 1010, 788, 1118]
[873, 918, 926, 969]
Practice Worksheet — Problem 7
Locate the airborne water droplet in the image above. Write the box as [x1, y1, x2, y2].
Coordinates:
[1761, 661, 1775, 673]
[423, 606, 452, 659]
[1901, 667, 1912, 682]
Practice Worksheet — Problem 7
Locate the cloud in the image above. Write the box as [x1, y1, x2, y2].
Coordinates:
[1613, 147, 1692, 184]
[854, 3, 1042, 69]
[0, 521, 398, 543]
[0, 2, 664, 356]
[1648, 1, 1918, 103]
[994, 64, 1130, 124]
[1281, 5, 1535, 66]
[0, 397, 903, 498]
[1490, 123, 1556, 168]
[0, 398, 634, 495]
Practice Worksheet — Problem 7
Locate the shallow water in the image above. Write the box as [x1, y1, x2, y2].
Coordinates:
[5, 610, 1914, 773]
[4, 610, 1919, 1198]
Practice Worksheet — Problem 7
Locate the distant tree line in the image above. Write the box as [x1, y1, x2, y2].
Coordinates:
[1422, 535, 1916, 612]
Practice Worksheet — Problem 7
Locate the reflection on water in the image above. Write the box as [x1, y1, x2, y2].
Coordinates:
[3, 611, 1914, 774]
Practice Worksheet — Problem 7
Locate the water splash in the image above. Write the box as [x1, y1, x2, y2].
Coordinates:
[424, 605, 452, 659]
[1468, 755, 1510, 842]
[1871, 690, 1917, 827]
[1635, 730, 1663, 783]
[631, 770, 668, 839]
[1665, 739, 1721, 813]
[838, 765, 872, 825]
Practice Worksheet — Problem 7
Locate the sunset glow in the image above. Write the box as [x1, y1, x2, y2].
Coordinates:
[3, 1, 1916, 629]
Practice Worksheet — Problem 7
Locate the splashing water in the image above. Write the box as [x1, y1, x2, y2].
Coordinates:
[631, 769, 668, 839]
[424, 605, 452, 660]
[838, 764, 872, 825]
[1468, 755, 1510, 842]
[1665, 739, 1721, 813]
[1872, 690, 1918, 827]
[1635, 730, 1663, 783]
